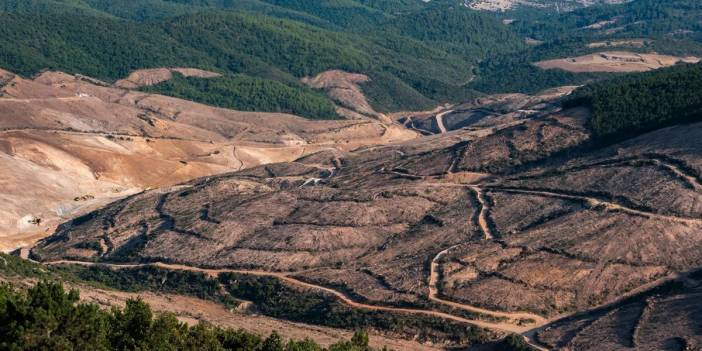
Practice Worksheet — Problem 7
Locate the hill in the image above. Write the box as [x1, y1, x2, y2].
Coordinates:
[28, 65, 702, 349]
[564, 62, 702, 140]
[470, 0, 702, 93]
[0, 1, 528, 114]
[0, 67, 414, 251]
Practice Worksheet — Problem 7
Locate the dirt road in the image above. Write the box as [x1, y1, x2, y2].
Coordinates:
[435, 110, 451, 134]
[46, 260, 543, 335]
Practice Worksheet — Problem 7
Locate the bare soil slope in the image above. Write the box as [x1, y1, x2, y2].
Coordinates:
[29, 79, 702, 346]
[114, 67, 221, 89]
[534, 51, 700, 73]
[302, 70, 391, 123]
[0, 68, 414, 251]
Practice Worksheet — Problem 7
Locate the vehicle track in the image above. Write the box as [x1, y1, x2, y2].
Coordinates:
[422, 183, 702, 225]
[44, 260, 546, 336]
[435, 110, 451, 134]
[468, 186, 495, 240]
[486, 186, 702, 225]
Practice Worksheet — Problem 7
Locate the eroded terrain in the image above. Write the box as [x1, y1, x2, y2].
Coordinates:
[534, 51, 700, 73]
[21, 66, 702, 349]
[0, 68, 415, 250]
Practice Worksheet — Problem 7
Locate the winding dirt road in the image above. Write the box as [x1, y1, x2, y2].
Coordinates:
[45, 260, 544, 335]
[487, 186, 702, 225]
[435, 110, 451, 134]
[422, 183, 702, 225]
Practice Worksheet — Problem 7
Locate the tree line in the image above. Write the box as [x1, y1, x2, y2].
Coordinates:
[0, 280, 384, 351]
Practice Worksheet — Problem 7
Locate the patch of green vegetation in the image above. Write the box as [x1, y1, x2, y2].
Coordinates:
[495, 334, 535, 351]
[512, 0, 702, 43]
[469, 0, 702, 94]
[0, 253, 50, 278]
[142, 73, 341, 119]
[218, 273, 489, 345]
[383, 4, 526, 58]
[52, 264, 239, 307]
[0, 280, 382, 350]
[563, 62, 702, 140]
[0, 260, 490, 346]
[360, 72, 437, 113]
[470, 54, 613, 94]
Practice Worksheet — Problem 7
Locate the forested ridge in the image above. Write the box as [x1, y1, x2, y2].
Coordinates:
[2, 0, 702, 103]
[564, 62, 702, 140]
[473, 0, 702, 93]
[142, 73, 340, 119]
[0, 0, 526, 117]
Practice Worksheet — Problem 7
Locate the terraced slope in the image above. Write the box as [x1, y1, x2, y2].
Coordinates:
[29, 71, 702, 348]
[537, 273, 702, 350]
[0, 68, 414, 251]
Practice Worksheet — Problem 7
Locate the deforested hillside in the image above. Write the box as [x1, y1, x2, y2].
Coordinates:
[0, 67, 415, 252]
[29, 65, 702, 349]
[5, 2, 702, 350]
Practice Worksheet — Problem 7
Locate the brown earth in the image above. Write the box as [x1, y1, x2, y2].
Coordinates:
[28, 86, 590, 330]
[0, 68, 415, 251]
[114, 67, 221, 89]
[536, 272, 702, 350]
[24, 66, 702, 348]
[397, 86, 578, 136]
[302, 70, 392, 124]
[534, 51, 700, 73]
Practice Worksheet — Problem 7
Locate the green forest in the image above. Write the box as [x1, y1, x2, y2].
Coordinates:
[564, 62, 702, 140]
[2, 0, 702, 114]
[0, 0, 525, 117]
[0, 281, 382, 351]
[142, 73, 340, 119]
[473, 0, 702, 93]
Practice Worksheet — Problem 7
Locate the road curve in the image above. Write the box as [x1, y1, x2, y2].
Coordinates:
[435, 110, 451, 134]
[427, 245, 547, 327]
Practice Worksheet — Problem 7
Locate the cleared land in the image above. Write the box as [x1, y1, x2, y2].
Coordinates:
[0, 68, 415, 251]
[114, 67, 222, 89]
[21, 66, 702, 349]
[534, 51, 700, 73]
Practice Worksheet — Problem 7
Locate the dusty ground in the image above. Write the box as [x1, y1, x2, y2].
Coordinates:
[0, 68, 415, 251]
[536, 273, 702, 350]
[114, 67, 221, 89]
[30, 86, 592, 331]
[30, 84, 702, 347]
[302, 70, 392, 124]
[534, 51, 700, 73]
[467, 0, 628, 12]
[19, 65, 702, 348]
